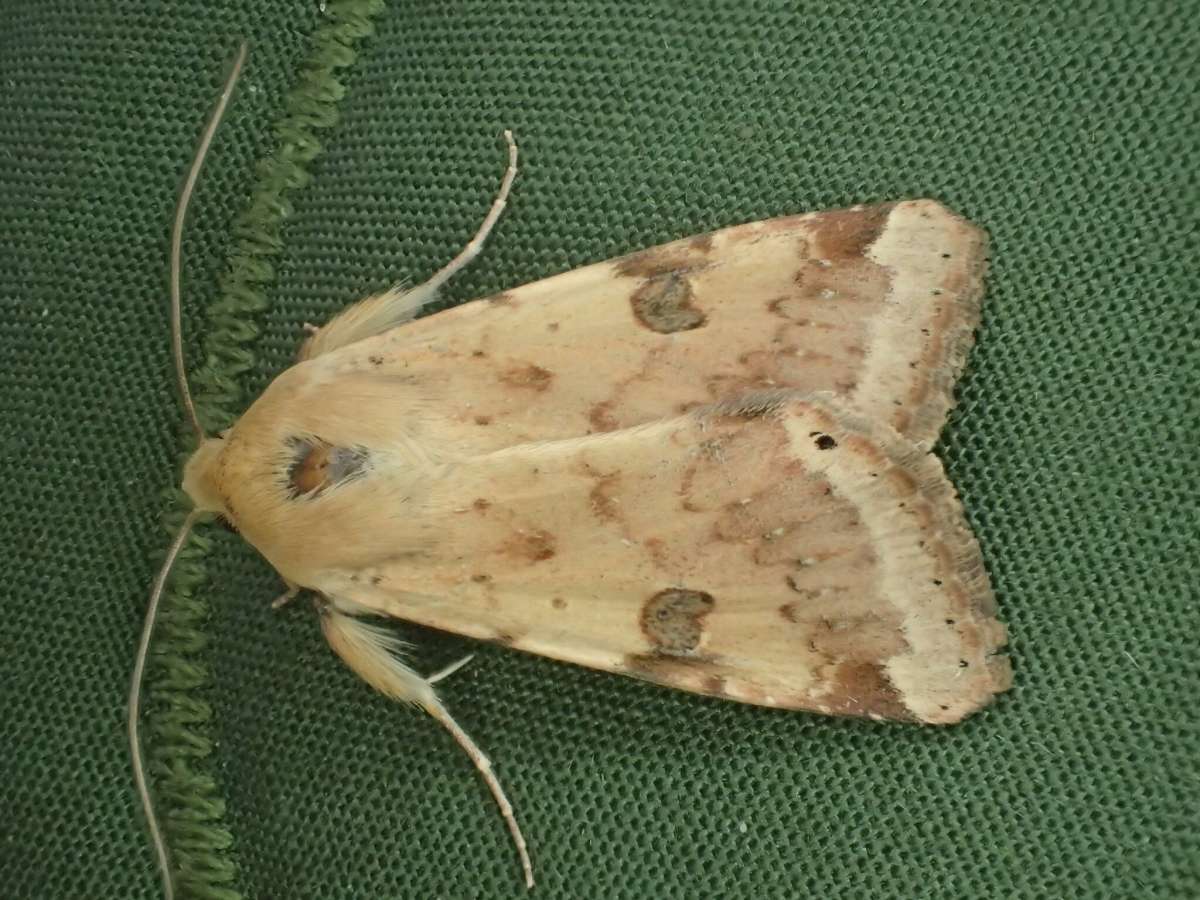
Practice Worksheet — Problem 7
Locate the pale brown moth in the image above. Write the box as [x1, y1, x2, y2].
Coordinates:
[130, 47, 1011, 897]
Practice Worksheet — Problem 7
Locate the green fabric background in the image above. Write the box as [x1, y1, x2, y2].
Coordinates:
[2, 1, 1196, 898]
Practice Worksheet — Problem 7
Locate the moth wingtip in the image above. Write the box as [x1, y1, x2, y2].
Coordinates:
[897, 196, 955, 215]
[986, 652, 1015, 694]
[895, 197, 988, 240]
[916, 647, 1014, 726]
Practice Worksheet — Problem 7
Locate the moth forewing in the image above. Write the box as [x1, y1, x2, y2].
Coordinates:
[315, 199, 987, 453]
[266, 392, 1009, 725]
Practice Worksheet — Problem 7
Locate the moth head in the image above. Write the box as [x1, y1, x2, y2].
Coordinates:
[181, 436, 228, 516]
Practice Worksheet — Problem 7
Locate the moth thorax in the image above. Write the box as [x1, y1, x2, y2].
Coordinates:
[182, 437, 228, 515]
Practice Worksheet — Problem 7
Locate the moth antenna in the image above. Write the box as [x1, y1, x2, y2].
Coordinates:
[421, 129, 519, 295]
[424, 696, 535, 890]
[318, 604, 535, 889]
[295, 130, 518, 361]
[170, 40, 249, 442]
[128, 510, 201, 900]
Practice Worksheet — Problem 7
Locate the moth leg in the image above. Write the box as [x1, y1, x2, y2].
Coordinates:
[271, 579, 301, 609]
[317, 601, 533, 888]
[297, 130, 519, 361]
[427, 653, 476, 685]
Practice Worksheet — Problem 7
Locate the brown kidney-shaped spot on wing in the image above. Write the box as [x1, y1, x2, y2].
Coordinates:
[500, 363, 554, 391]
[640, 588, 715, 655]
[630, 273, 707, 333]
[285, 437, 369, 499]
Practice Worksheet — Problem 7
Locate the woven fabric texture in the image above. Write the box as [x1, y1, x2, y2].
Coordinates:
[2, 2, 1196, 898]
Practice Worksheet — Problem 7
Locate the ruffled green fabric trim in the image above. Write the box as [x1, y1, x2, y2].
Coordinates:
[149, 3, 386, 897]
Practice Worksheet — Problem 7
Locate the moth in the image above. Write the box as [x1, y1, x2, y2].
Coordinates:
[130, 46, 1011, 898]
